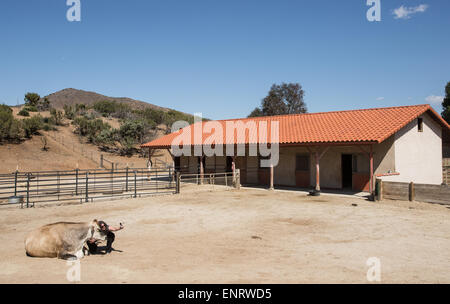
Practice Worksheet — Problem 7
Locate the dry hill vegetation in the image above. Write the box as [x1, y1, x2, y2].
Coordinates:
[0, 89, 193, 173]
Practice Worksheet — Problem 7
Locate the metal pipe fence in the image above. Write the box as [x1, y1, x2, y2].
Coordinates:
[0, 167, 177, 207]
[178, 170, 240, 189]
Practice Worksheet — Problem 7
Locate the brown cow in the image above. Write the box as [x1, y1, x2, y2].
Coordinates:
[25, 220, 108, 260]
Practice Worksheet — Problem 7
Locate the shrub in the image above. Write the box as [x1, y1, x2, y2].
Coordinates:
[37, 97, 51, 111]
[24, 105, 38, 112]
[22, 115, 43, 138]
[18, 109, 30, 116]
[95, 128, 118, 146]
[50, 108, 64, 125]
[73, 116, 111, 142]
[93, 100, 118, 117]
[0, 105, 22, 142]
[63, 105, 75, 120]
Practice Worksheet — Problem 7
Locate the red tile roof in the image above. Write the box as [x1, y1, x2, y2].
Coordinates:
[141, 104, 450, 148]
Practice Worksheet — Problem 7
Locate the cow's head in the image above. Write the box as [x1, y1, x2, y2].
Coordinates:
[89, 219, 108, 241]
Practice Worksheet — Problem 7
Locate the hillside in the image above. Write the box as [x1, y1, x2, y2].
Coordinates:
[0, 105, 173, 174]
[43, 88, 172, 112]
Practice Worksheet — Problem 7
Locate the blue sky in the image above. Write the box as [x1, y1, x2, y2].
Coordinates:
[0, 0, 449, 120]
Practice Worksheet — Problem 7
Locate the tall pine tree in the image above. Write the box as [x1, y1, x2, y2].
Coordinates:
[442, 82, 450, 124]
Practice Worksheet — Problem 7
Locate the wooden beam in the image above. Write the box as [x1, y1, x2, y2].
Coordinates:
[318, 146, 330, 160]
[199, 155, 204, 185]
[270, 163, 274, 190]
[369, 145, 374, 195]
[315, 151, 320, 192]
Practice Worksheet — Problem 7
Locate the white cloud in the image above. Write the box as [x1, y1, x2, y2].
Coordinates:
[376, 97, 385, 101]
[425, 95, 444, 104]
[393, 4, 429, 19]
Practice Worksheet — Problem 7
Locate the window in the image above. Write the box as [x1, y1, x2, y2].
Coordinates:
[296, 155, 309, 171]
[418, 118, 423, 132]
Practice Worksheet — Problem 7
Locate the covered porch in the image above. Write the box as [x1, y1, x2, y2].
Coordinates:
[148, 142, 380, 196]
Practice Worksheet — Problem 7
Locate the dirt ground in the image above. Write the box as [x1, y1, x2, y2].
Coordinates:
[0, 185, 449, 284]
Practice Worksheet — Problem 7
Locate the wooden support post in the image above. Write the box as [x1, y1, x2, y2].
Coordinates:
[409, 182, 415, 201]
[269, 163, 274, 190]
[100, 154, 104, 168]
[315, 151, 320, 192]
[199, 156, 204, 185]
[369, 145, 374, 195]
[232, 156, 236, 186]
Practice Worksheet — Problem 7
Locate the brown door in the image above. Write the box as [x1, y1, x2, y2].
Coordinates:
[295, 155, 310, 188]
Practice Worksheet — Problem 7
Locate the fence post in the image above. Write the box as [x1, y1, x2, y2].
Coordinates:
[409, 182, 415, 202]
[57, 171, 60, 201]
[236, 169, 241, 190]
[134, 171, 137, 198]
[26, 173, 30, 208]
[126, 167, 129, 192]
[176, 172, 180, 194]
[14, 170, 18, 196]
[100, 154, 104, 168]
[375, 178, 382, 201]
[75, 168, 79, 195]
[85, 172, 89, 203]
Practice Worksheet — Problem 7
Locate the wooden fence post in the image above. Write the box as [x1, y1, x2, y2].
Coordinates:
[409, 182, 415, 202]
[100, 154, 104, 168]
[375, 178, 383, 201]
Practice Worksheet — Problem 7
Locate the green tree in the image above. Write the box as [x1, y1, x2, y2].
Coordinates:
[24, 93, 41, 107]
[248, 107, 264, 118]
[442, 82, 450, 124]
[18, 109, 30, 116]
[248, 83, 307, 117]
[0, 105, 23, 142]
[93, 100, 118, 117]
[22, 115, 44, 138]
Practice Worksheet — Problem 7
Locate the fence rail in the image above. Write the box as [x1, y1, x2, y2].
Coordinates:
[179, 171, 240, 189]
[0, 167, 176, 207]
[376, 179, 450, 205]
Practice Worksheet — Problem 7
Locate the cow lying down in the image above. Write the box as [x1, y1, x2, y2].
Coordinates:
[25, 220, 108, 260]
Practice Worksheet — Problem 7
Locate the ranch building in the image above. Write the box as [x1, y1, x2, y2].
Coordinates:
[141, 104, 450, 194]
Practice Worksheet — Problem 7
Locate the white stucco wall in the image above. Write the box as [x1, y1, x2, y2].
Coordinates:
[381, 113, 443, 185]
